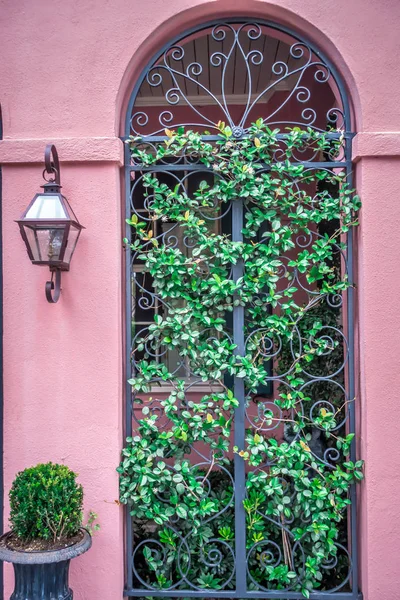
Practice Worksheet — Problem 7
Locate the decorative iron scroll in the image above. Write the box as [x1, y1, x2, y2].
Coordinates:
[127, 21, 350, 139]
[123, 18, 358, 600]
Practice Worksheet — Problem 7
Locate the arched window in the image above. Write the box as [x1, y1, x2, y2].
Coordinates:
[122, 19, 358, 600]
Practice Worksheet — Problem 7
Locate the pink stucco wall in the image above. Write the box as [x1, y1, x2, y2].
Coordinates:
[1, 1, 400, 598]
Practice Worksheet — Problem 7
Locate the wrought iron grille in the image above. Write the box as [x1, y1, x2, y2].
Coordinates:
[123, 19, 359, 599]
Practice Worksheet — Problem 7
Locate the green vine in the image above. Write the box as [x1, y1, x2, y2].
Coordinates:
[118, 120, 363, 598]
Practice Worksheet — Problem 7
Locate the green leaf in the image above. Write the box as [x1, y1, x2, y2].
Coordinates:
[176, 505, 187, 519]
[176, 483, 185, 494]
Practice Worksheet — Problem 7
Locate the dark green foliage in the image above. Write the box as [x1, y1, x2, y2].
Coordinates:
[9, 462, 83, 541]
[119, 122, 363, 598]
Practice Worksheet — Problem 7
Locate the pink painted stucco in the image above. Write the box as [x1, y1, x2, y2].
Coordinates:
[1, 1, 400, 599]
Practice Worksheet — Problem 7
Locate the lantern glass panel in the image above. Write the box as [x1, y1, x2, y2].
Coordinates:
[22, 225, 40, 261]
[64, 224, 82, 265]
[22, 223, 66, 263]
[25, 194, 67, 219]
[62, 197, 79, 222]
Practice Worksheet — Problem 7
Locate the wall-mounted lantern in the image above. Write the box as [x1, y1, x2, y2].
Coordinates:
[16, 144, 84, 303]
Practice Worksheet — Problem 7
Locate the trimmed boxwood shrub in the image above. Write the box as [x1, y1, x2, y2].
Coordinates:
[9, 462, 83, 542]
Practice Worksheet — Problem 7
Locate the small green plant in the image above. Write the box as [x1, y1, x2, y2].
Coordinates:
[9, 462, 83, 542]
[84, 510, 100, 536]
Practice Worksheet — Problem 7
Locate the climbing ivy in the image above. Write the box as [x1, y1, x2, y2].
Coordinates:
[118, 120, 363, 598]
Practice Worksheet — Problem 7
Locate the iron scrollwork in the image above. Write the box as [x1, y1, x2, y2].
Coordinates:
[129, 21, 349, 139]
[124, 17, 358, 600]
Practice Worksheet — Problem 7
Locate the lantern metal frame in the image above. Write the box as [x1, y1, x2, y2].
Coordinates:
[16, 144, 84, 303]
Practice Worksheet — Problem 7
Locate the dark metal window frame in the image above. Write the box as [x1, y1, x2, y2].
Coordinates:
[122, 17, 359, 600]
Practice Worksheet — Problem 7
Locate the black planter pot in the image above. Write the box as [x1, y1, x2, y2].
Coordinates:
[0, 528, 91, 600]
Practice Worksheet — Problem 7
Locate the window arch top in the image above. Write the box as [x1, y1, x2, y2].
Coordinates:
[125, 19, 352, 140]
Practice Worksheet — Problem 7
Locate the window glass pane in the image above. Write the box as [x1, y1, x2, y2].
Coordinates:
[132, 272, 156, 323]
[131, 167, 225, 383]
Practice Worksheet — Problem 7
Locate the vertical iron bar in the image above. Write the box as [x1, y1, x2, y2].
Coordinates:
[125, 143, 133, 590]
[345, 137, 358, 598]
[232, 198, 247, 595]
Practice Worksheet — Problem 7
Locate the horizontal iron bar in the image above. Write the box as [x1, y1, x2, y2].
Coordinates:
[129, 161, 351, 172]
[124, 589, 362, 599]
[123, 133, 355, 143]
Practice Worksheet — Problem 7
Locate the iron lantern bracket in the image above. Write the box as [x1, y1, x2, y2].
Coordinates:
[44, 144, 62, 303]
[45, 269, 62, 303]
